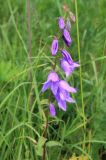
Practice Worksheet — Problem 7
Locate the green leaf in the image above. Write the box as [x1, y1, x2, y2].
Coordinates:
[36, 136, 46, 156]
[46, 141, 62, 147]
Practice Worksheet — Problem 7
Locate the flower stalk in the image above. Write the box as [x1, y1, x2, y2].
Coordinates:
[75, 0, 86, 151]
[42, 5, 80, 160]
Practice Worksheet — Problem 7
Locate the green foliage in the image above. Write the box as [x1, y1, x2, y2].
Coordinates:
[36, 136, 46, 156]
[0, 60, 21, 82]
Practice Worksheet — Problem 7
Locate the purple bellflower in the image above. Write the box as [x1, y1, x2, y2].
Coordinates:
[58, 17, 65, 29]
[51, 38, 58, 56]
[60, 49, 80, 77]
[62, 29, 72, 47]
[42, 71, 59, 95]
[42, 71, 76, 112]
[49, 103, 56, 117]
[54, 80, 76, 111]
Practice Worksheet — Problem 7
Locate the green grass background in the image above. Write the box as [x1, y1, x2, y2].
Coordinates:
[0, 0, 106, 159]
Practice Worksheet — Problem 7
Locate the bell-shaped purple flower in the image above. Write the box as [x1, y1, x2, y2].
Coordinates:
[62, 29, 72, 47]
[49, 103, 56, 117]
[55, 80, 76, 111]
[51, 38, 58, 56]
[58, 17, 65, 29]
[42, 71, 59, 95]
[42, 71, 77, 112]
[55, 91, 75, 111]
[60, 59, 73, 77]
[61, 49, 80, 77]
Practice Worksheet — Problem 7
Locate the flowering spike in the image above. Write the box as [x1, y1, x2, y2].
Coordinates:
[49, 103, 56, 117]
[58, 17, 65, 29]
[42, 15, 79, 115]
[51, 39, 58, 56]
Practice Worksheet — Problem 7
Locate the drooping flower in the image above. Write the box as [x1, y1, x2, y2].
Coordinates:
[61, 49, 73, 64]
[59, 80, 77, 93]
[60, 59, 73, 77]
[42, 71, 59, 95]
[51, 38, 58, 56]
[60, 49, 80, 77]
[54, 80, 76, 111]
[42, 71, 76, 112]
[62, 29, 72, 47]
[58, 17, 65, 29]
[49, 103, 56, 117]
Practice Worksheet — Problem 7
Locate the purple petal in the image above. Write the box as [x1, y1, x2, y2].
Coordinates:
[58, 17, 65, 29]
[58, 99, 66, 111]
[60, 59, 73, 77]
[42, 81, 51, 92]
[62, 35, 71, 47]
[61, 49, 73, 64]
[54, 93, 59, 102]
[66, 96, 75, 103]
[59, 88, 75, 103]
[51, 39, 58, 56]
[63, 29, 72, 44]
[61, 49, 80, 77]
[61, 49, 80, 68]
[55, 92, 66, 110]
[47, 71, 59, 82]
[49, 103, 56, 117]
[51, 82, 59, 95]
[73, 62, 80, 68]
[59, 80, 77, 93]
[65, 92, 75, 103]
[59, 89, 67, 101]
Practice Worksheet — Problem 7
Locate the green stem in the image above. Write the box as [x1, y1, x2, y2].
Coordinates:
[75, 0, 86, 150]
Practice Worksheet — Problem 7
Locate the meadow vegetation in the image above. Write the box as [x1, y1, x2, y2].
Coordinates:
[0, 0, 106, 159]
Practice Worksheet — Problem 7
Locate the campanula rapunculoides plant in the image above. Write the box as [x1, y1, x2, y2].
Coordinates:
[42, 16, 79, 116]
